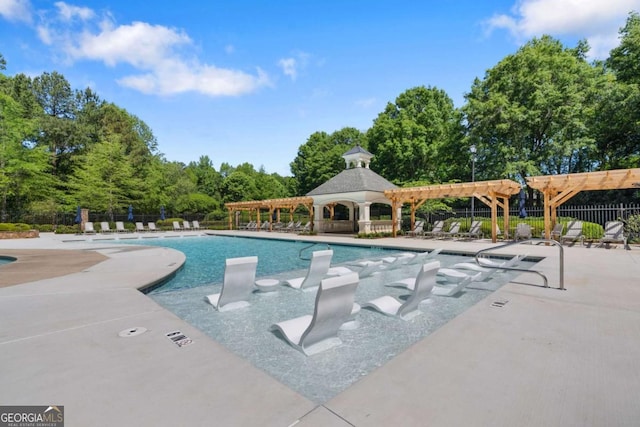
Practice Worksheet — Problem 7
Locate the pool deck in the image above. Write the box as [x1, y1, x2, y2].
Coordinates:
[1, 231, 639, 426]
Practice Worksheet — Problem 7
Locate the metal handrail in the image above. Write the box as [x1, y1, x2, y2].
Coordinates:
[299, 243, 331, 261]
[473, 239, 565, 290]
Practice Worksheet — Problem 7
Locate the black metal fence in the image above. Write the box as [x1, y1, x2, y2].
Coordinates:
[416, 203, 640, 230]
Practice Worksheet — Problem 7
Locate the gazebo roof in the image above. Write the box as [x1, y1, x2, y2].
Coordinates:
[306, 167, 397, 196]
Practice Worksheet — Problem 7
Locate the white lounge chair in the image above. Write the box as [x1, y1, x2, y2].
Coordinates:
[115, 221, 127, 233]
[147, 222, 159, 232]
[283, 249, 334, 291]
[597, 221, 627, 248]
[423, 220, 444, 238]
[173, 221, 181, 231]
[100, 222, 112, 233]
[458, 220, 483, 240]
[135, 222, 146, 232]
[83, 222, 96, 234]
[192, 220, 201, 230]
[401, 248, 443, 266]
[439, 221, 461, 239]
[270, 272, 359, 355]
[438, 254, 526, 283]
[363, 261, 439, 321]
[515, 223, 532, 241]
[431, 273, 481, 297]
[205, 256, 258, 311]
[407, 220, 425, 237]
[560, 220, 583, 245]
[183, 220, 191, 230]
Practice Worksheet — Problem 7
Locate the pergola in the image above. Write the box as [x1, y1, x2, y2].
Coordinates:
[526, 168, 640, 239]
[384, 179, 522, 242]
[225, 197, 314, 232]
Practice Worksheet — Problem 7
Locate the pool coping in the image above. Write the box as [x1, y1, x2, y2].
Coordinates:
[1, 231, 639, 425]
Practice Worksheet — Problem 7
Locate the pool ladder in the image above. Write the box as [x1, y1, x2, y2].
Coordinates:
[474, 239, 565, 290]
[298, 243, 331, 261]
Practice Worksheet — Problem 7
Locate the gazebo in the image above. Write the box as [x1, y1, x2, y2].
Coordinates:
[306, 146, 398, 234]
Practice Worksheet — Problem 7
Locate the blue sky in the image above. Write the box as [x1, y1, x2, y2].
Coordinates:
[1, 0, 639, 176]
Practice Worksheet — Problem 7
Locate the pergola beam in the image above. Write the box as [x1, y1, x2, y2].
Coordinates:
[385, 179, 521, 242]
[527, 168, 640, 239]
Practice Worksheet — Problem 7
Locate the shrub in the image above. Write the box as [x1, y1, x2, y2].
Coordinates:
[32, 224, 55, 232]
[54, 225, 79, 234]
[0, 223, 31, 232]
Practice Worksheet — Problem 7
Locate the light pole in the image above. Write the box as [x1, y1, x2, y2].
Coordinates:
[470, 145, 477, 225]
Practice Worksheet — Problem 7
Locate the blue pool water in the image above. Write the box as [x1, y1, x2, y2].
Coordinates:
[134, 235, 537, 403]
[0, 257, 14, 267]
[135, 235, 405, 293]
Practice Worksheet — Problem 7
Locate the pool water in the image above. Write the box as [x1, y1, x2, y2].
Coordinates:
[136, 235, 405, 293]
[0, 257, 14, 267]
[138, 236, 537, 404]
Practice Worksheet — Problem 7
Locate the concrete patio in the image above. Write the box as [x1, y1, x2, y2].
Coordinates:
[1, 231, 639, 426]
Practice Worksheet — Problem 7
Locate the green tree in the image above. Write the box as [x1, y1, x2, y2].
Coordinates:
[367, 86, 464, 184]
[607, 12, 640, 85]
[463, 36, 600, 186]
[0, 93, 50, 220]
[70, 137, 143, 221]
[290, 127, 365, 195]
[187, 155, 222, 198]
[221, 171, 258, 202]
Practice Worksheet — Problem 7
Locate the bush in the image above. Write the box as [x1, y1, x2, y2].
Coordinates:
[54, 225, 79, 234]
[0, 223, 31, 232]
[32, 224, 55, 232]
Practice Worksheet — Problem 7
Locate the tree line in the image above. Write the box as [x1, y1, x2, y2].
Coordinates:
[1, 13, 639, 222]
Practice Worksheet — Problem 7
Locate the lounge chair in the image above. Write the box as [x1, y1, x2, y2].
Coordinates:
[433, 273, 482, 297]
[548, 223, 564, 240]
[283, 249, 334, 291]
[458, 220, 482, 240]
[205, 256, 258, 311]
[401, 248, 443, 266]
[115, 221, 127, 233]
[100, 222, 112, 233]
[597, 221, 627, 248]
[135, 222, 146, 232]
[192, 220, 201, 230]
[362, 261, 439, 321]
[296, 222, 311, 233]
[439, 221, 461, 239]
[260, 221, 270, 231]
[183, 220, 191, 231]
[423, 220, 444, 239]
[147, 222, 159, 232]
[270, 272, 359, 356]
[438, 254, 526, 283]
[407, 220, 425, 237]
[515, 223, 532, 241]
[83, 222, 96, 234]
[560, 220, 583, 245]
[173, 221, 181, 231]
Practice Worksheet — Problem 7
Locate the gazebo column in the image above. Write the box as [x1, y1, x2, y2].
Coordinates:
[358, 202, 372, 234]
[313, 204, 324, 232]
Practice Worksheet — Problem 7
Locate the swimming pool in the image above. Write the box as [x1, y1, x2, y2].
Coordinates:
[137, 235, 537, 403]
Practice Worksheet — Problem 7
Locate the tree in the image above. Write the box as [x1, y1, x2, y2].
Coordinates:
[70, 137, 143, 221]
[187, 155, 222, 198]
[607, 12, 640, 85]
[0, 93, 50, 220]
[463, 36, 600, 187]
[290, 127, 365, 195]
[367, 86, 464, 184]
[221, 171, 258, 202]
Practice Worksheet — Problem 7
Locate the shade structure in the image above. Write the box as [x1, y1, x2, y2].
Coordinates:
[160, 206, 166, 220]
[127, 205, 134, 222]
[74, 206, 82, 224]
[518, 189, 527, 219]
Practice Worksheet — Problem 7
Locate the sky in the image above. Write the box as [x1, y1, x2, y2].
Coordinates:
[1, 0, 639, 176]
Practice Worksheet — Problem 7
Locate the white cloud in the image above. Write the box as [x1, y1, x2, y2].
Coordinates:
[355, 97, 377, 108]
[0, 0, 32, 23]
[54, 1, 94, 22]
[278, 57, 298, 80]
[278, 51, 311, 81]
[31, 3, 270, 97]
[485, 0, 640, 58]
